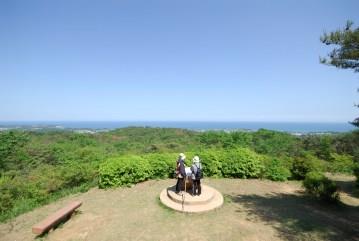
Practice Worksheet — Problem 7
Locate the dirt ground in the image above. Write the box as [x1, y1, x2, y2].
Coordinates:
[0, 177, 358, 241]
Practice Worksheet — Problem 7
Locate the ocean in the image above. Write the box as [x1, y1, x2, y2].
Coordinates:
[0, 121, 356, 133]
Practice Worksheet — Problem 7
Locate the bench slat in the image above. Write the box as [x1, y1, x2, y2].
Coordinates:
[32, 201, 82, 235]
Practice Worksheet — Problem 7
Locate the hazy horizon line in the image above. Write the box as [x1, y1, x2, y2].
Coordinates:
[0, 120, 353, 124]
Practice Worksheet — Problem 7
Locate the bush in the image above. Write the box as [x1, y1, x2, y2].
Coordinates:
[221, 148, 263, 178]
[143, 153, 177, 179]
[196, 150, 223, 177]
[0, 190, 13, 214]
[0, 163, 98, 222]
[0, 131, 29, 171]
[60, 163, 98, 189]
[26, 163, 97, 195]
[0, 176, 14, 214]
[99, 156, 152, 188]
[327, 153, 355, 174]
[291, 153, 325, 180]
[0, 173, 49, 215]
[303, 172, 339, 202]
[263, 158, 291, 181]
[98, 148, 264, 188]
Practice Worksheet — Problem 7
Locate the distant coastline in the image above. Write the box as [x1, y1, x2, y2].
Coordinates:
[0, 121, 355, 134]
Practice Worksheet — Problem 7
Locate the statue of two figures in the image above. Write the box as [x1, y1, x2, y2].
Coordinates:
[175, 153, 202, 196]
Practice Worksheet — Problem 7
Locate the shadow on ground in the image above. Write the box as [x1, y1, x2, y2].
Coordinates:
[228, 192, 359, 241]
[334, 179, 359, 199]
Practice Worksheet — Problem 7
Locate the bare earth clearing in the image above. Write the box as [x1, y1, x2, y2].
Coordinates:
[1, 177, 358, 241]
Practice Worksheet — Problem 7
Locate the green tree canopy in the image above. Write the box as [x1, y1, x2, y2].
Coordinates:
[320, 21, 359, 72]
[320, 21, 359, 127]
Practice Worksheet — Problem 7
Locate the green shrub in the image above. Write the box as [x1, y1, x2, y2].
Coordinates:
[98, 156, 152, 188]
[291, 153, 325, 180]
[327, 153, 355, 174]
[0, 191, 13, 214]
[23, 163, 97, 197]
[263, 158, 291, 181]
[60, 163, 98, 189]
[0, 173, 49, 215]
[196, 150, 223, 177]
[143, 153, 177, 179]
[221, 148, 263, 178]
[0, 131, 29, 171]
[303, 172, 339, 202]
[0, 176, 15, 214]
[291, 158, 312, 180]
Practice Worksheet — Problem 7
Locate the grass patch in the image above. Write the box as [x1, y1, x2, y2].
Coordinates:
[156, 196, 176, 215]
[223, 194, 233, 204]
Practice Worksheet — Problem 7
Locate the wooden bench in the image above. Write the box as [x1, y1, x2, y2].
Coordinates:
[32, 201, 82, 235]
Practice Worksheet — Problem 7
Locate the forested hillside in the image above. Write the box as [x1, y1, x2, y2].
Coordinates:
[1, 127, 358, 222]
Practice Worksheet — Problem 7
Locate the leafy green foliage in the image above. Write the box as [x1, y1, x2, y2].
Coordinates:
[0, 176, 15, 214]
[320, 21, 359, 127]
[199, 131, 234, 148]
[303, 172, 339, 203]
[196, 149, 223, 177]
[99, 156, 152, 188]
[327, 153, 354, 174]
[0, 162, 96, 221]
[142, 153, 177, 179]
[334, 131, 359, 155]
[0, 127, 358, 222]
[302, 135, 334, 160]
[99, 148, 264, 188]
[199, 129, 300, 158]
[221, 148, 263, 178]
[252, 129, 299, 157]
[0, 131, 29, 171]
[320, 20, 359, 72]
[291, 153, 325, 180]
[263, 158, 291, 181]
[230, 132, 253, 147]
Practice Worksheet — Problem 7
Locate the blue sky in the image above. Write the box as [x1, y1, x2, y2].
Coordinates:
[1, 0, 358, 122]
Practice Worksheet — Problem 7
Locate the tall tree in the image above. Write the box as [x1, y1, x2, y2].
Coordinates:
[320, 21, 359, 127]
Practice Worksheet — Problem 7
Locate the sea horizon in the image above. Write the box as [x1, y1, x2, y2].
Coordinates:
[0, 120, 356, 133]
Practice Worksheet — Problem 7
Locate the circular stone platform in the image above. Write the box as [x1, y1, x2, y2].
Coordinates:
[159, 184, 223, 213]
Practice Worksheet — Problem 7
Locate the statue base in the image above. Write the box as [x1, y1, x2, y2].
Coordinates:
[159, 184, 223, 213]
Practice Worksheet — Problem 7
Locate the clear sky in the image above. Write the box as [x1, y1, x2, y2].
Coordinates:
[1, 0, 358, 122]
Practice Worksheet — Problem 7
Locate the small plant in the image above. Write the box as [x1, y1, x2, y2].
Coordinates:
[303, 172, 339, 203]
